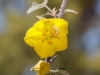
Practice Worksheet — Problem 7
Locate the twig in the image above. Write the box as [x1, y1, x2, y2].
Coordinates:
[58, 0, 68, 18]
[45, 5, 53, 13]
[41, 8, 58, 18]
[45, 57, 51, 63]
[50, 55, 57, 64]
[45, 55, 57, 64]
[41, 11, 54, 17]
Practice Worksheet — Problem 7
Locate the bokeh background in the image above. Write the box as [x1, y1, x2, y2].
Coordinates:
[0, 0, 100, 75]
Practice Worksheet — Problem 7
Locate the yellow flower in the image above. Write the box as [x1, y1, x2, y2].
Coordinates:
[24, 18, 68, 58]
[30, 60, 50, 75]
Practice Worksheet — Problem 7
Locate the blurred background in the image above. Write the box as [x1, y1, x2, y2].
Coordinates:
[0, 0, 100, 75]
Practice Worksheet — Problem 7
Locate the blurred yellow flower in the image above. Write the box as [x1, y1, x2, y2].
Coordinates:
[24, 18, 68, 58]
[30, 60, 50, 75]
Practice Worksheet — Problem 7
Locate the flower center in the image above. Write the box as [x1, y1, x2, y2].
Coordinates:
[42, 25, 59, 44]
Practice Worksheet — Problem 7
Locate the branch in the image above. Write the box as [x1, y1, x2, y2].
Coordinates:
[45, 55, 57, 64]
[45, 57, 51, 63]
[58, 0, 68, 18]
[50, 55, 57, 64]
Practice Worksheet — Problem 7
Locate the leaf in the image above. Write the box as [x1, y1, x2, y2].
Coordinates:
[50, 72, 56, 75]
[64, 9, 78, 14]
[41, 0, 48, 5]
[50, 67, 70, 75]
[36, 15, 45, 19]
[27, 0, 48, 14]
[58, 67, 69, 75]
[32, 2, 38, 6]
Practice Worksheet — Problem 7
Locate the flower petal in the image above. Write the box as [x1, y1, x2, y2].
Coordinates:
[58, 33, 68, 50]
[34, 40, 55, 58]
[52, 33, 68, 51]
[33, 20, 45, 31]
[34, 40, 43, 57]
[33, 60, 50, 75]
[40, 61, 50, 75]
[42, 41, 55, 58]
[52, 18, 68, 30]
[60, 29, 68, 34]
[24, 27, 43, 47]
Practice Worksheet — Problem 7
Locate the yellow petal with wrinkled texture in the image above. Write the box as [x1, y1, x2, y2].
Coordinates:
[52, 33, 67, 51]
[42, 41, 55, 58]
[24, 27, 43, 40]
[57, 33, 68, 51]
[34, 40, 55, 58]
[36, 70, 40, 75]
[33, 20, 44, 31]
[33, 60, 50, 75]
[34, 40, 43, 57]
[24, 27, 43, 47]
[52, 18, 68, 30]
[40, 61, 50, 75]
[60, 29, 68, 34]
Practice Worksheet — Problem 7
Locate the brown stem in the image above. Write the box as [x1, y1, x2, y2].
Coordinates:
[45, 55, 57, 64]
[45, 57, 51, 63]
[50, 55, 57, 64]
[58, 0, 68, 18]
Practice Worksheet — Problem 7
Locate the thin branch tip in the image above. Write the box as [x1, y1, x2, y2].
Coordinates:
[58, 0, 68, 18]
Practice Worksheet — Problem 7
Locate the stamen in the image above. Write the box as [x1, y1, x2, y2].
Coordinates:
[41, 37, 45, 42]
[50, 29, 56, 34]
[52, 35, 57, 38]
[48, 40, 52, 44]
[43, 31, 47, 36]
[52, 25, 59, 35]
[57, 37, 59, 39]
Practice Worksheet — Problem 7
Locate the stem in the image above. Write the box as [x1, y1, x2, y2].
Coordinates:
[45, 57, 51, 63]
[45, 5, 53, 13]
[58, 0, 68, 18]
[45, 55, 57, 64]
[50, 55, 57, 64]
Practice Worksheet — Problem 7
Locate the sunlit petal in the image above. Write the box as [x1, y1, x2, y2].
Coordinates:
[57, 33, 68, 51]
[34, 40, 55, 58]
[34, 40, 43, 57]
[24, 27, 43, 47]
[34, 19, 45, 31]
[52, 18, 68, 30]
[32, 60, 50, 75]
[52, 33, 67, 51]
[42, 41, 55, 58]
[60, 29, 68, 34]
